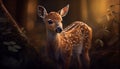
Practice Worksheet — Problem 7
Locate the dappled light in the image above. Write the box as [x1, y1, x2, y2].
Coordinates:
[0, 0, 119, 69]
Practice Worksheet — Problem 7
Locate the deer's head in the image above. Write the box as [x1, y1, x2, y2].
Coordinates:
[38, 4, 69, 33]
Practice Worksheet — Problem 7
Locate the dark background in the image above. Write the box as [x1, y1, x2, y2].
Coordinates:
[0, 0, 120, 69]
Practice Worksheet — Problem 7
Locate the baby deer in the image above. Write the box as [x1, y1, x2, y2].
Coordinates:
[38, 4, 92, 69]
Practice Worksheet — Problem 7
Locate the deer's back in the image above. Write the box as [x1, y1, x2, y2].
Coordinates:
[58, 21, 91, 58]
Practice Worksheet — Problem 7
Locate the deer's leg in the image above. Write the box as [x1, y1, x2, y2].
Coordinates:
[56, 59, 69, 69]
[80, 48, 90, 69]
[81, 27, 92, 69]
[56, 63, 62, 69]
[63, 57, 71, 69]
[75, 55, 82, 69]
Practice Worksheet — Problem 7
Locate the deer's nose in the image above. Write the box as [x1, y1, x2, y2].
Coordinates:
[55, 27, 62, 33]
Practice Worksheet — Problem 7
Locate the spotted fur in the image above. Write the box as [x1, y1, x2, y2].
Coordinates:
[38, 5, 92, 69]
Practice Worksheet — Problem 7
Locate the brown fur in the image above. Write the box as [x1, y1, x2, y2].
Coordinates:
[38, 5, 92, 69]
[44, 12, 63, 33]
[45, 13, 92, 69]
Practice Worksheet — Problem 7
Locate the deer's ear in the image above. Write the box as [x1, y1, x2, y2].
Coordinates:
[38, 5, 48, 18]
[58, 4, 69, 17]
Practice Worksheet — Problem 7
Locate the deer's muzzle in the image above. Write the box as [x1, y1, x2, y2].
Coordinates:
[55, 27, 63, 33]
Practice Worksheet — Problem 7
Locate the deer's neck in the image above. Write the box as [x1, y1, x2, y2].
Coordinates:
[46, 30, 61, 59]
[47, 30, 60, 46]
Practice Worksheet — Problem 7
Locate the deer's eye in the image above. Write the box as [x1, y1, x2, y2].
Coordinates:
[48, 19, 53, 24]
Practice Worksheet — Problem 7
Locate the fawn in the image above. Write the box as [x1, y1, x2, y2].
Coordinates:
[38, 4, 92, 69]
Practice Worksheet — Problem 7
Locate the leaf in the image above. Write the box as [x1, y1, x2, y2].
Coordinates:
[95, 39, 104, 47]
[8, 46, 18, 52]
[9, 41, 16, 45]
[3, 41, 10, 45]
[14, 45, 21, 49]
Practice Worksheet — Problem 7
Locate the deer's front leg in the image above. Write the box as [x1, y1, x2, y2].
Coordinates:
[56, 56, 71, 69]
[62, 57, 71, 69]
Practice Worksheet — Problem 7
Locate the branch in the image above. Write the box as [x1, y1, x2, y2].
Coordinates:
[0, 0, 27, 38]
